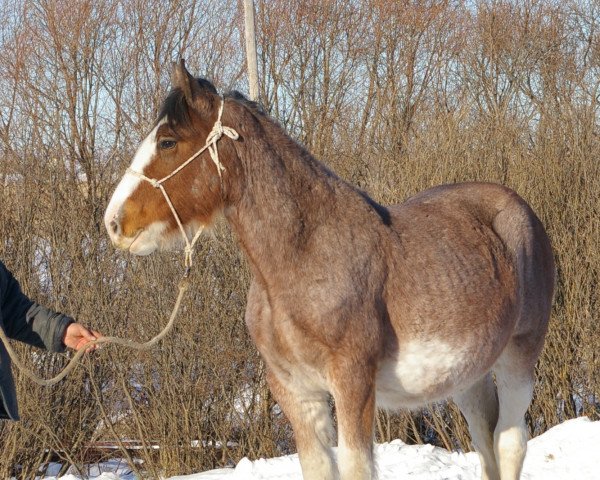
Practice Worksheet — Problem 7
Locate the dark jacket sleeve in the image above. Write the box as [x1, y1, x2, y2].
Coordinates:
[0, 261, 73, 353]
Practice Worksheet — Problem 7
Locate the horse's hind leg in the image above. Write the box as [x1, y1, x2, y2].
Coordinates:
[266, 369, 337, 480]
[492, 345, 535, 480]
[454, 373, 500, 480]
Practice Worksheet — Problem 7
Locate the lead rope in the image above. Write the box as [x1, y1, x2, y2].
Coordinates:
[0, 278, 189, 387]
[0, 97, 239, 386]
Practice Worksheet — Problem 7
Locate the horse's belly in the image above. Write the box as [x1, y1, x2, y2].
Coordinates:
[375, 338, 489, 409]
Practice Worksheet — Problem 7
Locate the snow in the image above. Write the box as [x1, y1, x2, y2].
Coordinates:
[39, 417, 600, 480]
[40, 459, 135, 480]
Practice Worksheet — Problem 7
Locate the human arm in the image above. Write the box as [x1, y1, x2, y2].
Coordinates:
[0, 261, 100, 352]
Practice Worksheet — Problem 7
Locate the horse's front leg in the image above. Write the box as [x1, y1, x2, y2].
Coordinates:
[330, 361, 377, 480]
[266, 369, 338, 480]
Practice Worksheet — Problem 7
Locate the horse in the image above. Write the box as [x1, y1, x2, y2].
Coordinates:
[104, 60, 555, 480]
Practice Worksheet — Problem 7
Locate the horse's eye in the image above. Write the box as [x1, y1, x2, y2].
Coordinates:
[159, 139, 177, 150]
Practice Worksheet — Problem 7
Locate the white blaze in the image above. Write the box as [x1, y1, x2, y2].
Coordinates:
[104, 119, 167, 252]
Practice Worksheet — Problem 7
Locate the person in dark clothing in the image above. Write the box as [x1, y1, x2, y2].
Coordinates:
[0, 259, 101, 420]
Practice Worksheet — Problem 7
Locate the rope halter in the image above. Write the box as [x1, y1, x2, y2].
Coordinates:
[126, 97, 239, 271]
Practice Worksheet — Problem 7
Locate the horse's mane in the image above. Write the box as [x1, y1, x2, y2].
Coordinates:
[226, 85, 391, 225]
[224, 90, 267, 117]
[158, 77, 268, 134]
[225, 87, 392, 225]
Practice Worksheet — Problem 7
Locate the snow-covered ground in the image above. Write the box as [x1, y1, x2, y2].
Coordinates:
[42, 417, 600, 480]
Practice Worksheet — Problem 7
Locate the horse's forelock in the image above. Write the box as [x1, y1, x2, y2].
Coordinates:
[156, 89, 194, 134]
[157, 77, 219, 134]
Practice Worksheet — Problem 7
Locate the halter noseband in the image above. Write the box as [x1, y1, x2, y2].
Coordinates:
[126, 97, 239, 270]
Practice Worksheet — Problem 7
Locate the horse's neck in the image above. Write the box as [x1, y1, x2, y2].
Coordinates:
[225, 131, 339, 281]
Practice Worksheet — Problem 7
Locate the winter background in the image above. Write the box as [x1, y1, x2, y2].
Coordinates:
[36, 417, 600, 480]
[2, 1, 600, 479]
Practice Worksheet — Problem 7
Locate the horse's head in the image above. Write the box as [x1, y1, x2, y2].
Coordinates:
[104, 60, 239, 256]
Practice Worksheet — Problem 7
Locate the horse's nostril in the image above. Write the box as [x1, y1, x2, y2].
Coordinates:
[110, 218, 120, 235]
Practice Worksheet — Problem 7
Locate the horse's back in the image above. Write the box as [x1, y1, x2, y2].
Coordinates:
[393, 182, 527, 220]
[388, 182, 553, 294]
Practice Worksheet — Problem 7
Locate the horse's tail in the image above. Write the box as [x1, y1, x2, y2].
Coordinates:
[492, 191, 555, 354]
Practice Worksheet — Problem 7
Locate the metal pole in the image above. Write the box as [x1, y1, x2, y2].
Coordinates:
[243, 0, 259, 101]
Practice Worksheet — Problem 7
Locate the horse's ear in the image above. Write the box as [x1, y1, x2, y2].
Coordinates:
[172, 59, 195, 102]
[171, 59, 218, 115]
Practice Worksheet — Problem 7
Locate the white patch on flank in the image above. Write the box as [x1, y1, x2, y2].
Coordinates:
[376, 339, 470, 409]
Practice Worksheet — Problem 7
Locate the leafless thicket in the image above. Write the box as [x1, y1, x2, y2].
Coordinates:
[0, 0, 598, 477]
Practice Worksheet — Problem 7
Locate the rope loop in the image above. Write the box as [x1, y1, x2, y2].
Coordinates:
[205, 108, 239, 176]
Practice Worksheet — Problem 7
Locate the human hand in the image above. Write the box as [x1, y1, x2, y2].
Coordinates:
[63, 323, 102, 351]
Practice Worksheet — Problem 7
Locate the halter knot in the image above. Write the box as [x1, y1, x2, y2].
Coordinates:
[205, 101, 240, 176]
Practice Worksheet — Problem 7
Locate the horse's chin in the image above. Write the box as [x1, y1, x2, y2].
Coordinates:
[128, 236, 159, 256]
[125, 222, 204, 256]
[123, 221, 173, 256]
[128, 231, 189, 256]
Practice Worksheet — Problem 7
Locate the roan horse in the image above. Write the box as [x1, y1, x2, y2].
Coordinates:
[104, 61, 554, 480]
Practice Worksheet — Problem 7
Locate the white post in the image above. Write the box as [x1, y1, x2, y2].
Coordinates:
[243, 0, 259, 101]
